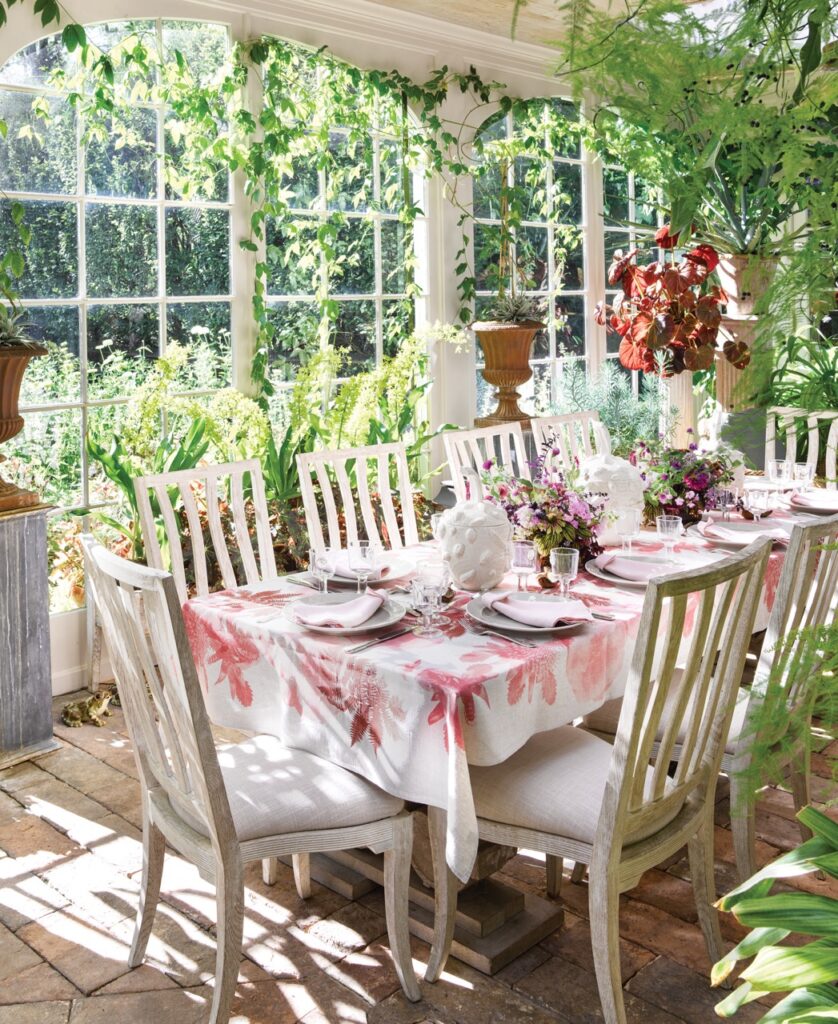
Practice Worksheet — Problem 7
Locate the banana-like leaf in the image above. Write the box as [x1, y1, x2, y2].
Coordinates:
[754, 987, 838, 1024]
[797, 806, 838, 847]
[715, 980, 767, 1018]
[716, 837, 834, 910]
[712, 927, 789, 986]
[742, 940, 838, 990]
[732, 894, 838, 937]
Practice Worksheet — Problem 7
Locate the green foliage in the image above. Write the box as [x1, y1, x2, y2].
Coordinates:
[551, 358, 673, 456]
[713, 807, 838, 1020]
[0, 303, 38, 347]
[479, 292, 544, 324]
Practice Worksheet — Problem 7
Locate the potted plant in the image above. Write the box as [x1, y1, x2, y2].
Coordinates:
[0, 306, 46, 513]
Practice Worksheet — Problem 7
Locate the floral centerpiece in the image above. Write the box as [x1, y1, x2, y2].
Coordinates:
[595, 226, 750, 375]
[631, 432, 740, 526]
[480, 453, 605, 563]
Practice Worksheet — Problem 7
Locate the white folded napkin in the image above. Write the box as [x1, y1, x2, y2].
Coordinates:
[330, 550, 385, 581]
[488, 595, 593, 628]
[293, 593, 384, 628]
[698, 520, 790, 544]
[592, 552, 665, 582]
[790, 490, 838, 512]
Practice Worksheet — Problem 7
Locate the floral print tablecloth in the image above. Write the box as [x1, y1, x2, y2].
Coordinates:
[183, 537, 783, 882]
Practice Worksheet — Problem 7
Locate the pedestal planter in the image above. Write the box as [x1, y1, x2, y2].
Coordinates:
[717, 255, 777, 317]
[667, 370, 697, 448]
[0, 345, 47, 513]
[472, 320, 542, 427]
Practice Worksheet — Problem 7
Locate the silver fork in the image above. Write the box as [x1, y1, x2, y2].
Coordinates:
[468, 625, 536, 648]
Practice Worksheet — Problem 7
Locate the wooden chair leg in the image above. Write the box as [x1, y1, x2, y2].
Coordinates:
[588, 862, 626, 1024]
[571, 861, 586, 884]
[687, 817, 725, 972]
[729, 773, 757, 883]
[383, 816, 421, 1002]
[546, 855, 563, 897]
[209, 857, 244, 1024]
[424, 806, 457, 983]
[129, 818, 165, 967]
[292, 853, 311, 899]
[261, 858, 277, 886]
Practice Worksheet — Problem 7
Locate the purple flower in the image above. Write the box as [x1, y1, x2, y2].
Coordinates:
[675, 497, 685, 506]
[686, 427, 694, 434]
[482, 459, 494, 471]
[689, 442, 698, 451]
[660, 473, 669, 481]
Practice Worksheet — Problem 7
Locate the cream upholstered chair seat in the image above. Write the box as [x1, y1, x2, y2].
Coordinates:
[583, 675, 752, 756]
[215, 736, 404, 842]
[471, 726, 680, 846]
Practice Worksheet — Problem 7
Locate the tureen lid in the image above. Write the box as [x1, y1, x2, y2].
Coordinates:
[448, 466, 510, 529]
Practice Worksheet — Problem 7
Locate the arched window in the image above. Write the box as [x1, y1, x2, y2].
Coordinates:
[472, 99, 585, 416]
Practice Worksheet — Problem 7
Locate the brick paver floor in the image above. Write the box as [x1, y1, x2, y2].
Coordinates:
[0, 692, 834, 1023]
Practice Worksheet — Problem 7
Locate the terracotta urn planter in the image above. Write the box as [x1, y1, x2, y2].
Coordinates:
[716, 254, 778, 317]
[0, 345, 47, 513]
[472, 319, 542, 426]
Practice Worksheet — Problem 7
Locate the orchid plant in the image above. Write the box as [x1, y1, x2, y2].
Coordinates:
[595, 228, 749, 376]
[481, 453, 605, 563]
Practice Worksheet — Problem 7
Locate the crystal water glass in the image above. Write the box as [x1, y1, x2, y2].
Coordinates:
[615, 508, 641, 553]
[411, 560, 449, 638]
[309, 547, 337, 593]
[549, 547, 579, 598]
[767, 459, 792, 488]
[348, 540, 380, 594]
[745, 488, 771, 523]
[511, 540, 536, 592]
[714, 488, 737, 521]
[793, 462, 815, 491]
[656, 515, 682, 563]
[430, 512, 444, 542]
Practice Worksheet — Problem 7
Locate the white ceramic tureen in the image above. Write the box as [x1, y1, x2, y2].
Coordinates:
[437, 468, 512, 592]
[577, 453, 646, 546]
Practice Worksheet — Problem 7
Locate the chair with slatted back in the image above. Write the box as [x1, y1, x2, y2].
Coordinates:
[530, 411, 611, 473]
[582, 513, 838, 880]
[424, 540, 771, 1024]
[765, 406, 838, 487]
[296, 442, 420, 554]
[133, 459, 277, 606]
[81, 536, 420, 1024]
[443, 423, 531, 501]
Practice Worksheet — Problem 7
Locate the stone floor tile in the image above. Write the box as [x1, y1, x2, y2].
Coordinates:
[320, 939, 409, 1006]
[493, 942, 552, 987]
[37, 855, 138, 929]
[94, 964, 180, 995]
[625, 869, 700, 923]
[232, 973, 370, 1024]
[539, 911, 655, 984]
[35, 748, 128, 798]
[0, 961, 80, 1003]
[0, 1002, 70, 1024]
[626, 956, 765, 1024]
[67, 986, 211, 1024]
[16, 910, 135, 994]
[0, 761, 50, 795]
[610, 899, 716, 975]
[243, 860, 349, 932]
[0, 919, 43, 981]
[712, 825, 778, 869]
[516, 954, 683, 1024]
[0, 858, 70, 931]
[0, 811, 83, 865]
[294, 901, 387, 962]
[19, 778, 112, 833]
[753, 809, 809, 852]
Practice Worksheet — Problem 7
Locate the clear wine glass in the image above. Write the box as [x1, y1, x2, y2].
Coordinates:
[767, 459, 792, 488]
[309, 547, 336, 593]
[656, 515, 682, 564]
[745, 488, 771, 524]
[548, 547, 579, 598]
[714, 488, 736, 522]
[411, 560, 448, 637]
[430, 512, 444, 542]
[615, 508, 641, 553]
[348, 540, 380, 594]
[793, 462, 815, 492]
[511, 540, 536, 592]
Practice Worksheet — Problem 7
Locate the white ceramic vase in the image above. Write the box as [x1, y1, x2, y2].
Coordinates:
[438, 468, 512, 592]
[578, 454, 646, 546]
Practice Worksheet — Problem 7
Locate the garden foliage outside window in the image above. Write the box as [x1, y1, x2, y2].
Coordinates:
[471, 99, 585, 417]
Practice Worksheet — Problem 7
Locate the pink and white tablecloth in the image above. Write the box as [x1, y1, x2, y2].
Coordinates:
[183, 534, 784, 882]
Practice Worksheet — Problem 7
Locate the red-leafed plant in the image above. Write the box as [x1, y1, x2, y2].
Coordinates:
[595, 227, 751, 376]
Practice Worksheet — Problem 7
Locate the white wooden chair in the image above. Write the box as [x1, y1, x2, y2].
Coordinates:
[583, 513, 838, 880]
[765, 406, 838, 487]
[425, 540, 771, 1024]
[530, 411, 611, 473]
[296, 442, 419, 553]
[134, 460, 277, 606]
[443, 423, 531, 501]
[81, 536, 420, 1023]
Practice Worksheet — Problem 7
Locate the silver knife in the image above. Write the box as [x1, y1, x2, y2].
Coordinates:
[346, 628, 412, 654]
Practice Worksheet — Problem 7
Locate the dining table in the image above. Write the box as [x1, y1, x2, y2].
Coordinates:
[182, 519, 787, 886]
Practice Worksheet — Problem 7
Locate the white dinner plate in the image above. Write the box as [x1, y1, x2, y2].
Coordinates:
[466, 593, 589, 635]
[687, 520, 794, 550]
[283, 593, 408, 635]
[584, 554, 672, 589]
[786, 492, 838, 516]
[287, 554, 414, 591]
